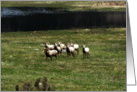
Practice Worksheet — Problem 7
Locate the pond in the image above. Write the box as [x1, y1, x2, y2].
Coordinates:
[1, 7, 126, 32]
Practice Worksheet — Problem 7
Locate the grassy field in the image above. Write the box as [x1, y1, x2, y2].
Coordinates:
[1, 28, 126, 91]
[1, 1, 126, 11]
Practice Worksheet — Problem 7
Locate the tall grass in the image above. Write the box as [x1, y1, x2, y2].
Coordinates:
[1, 28, 126, 91]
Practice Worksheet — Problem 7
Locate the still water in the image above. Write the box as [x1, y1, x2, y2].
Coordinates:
[1, 7, 126, 32]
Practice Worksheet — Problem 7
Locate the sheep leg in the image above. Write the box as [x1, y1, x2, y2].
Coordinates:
[57, 51, 59, 55]
[69, 52, 71, 56]
[55, 55, 57, 60]
[46, 56, 48, 60]
[60, 51, 62, 55]
[86, 53, 88, 58]
[70, 52, 72, 57]
[58, 51, 60, 55]
[60, 49, 62, 55]
[72, 52, 75, 57]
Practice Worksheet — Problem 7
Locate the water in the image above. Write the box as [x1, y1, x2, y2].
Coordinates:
[1, 7, 126, 32]
[1, 7, 68, 17]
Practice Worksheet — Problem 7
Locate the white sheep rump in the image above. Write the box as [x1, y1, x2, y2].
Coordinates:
[84, 48, 89, 52]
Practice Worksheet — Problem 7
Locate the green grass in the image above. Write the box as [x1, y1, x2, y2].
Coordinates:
[1, 1, 126, 11]
[1, 28, 126, 91]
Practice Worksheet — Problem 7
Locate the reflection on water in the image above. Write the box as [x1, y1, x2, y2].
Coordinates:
[1, 7, 58, 17]
[1, 7, 126, 32]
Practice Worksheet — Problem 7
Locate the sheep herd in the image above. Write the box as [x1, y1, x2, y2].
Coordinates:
[43, 42, 90, 60]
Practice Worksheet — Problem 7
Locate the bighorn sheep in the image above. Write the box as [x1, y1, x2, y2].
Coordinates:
[66, 44, 75, 57]
[44, 42, 55, 50]
[58, 41, 66, 50]
[82, 45, 90, 58]
[44, 48, 58, 60]
[70, 42, 79, 54]
[54, 43, 62, 54]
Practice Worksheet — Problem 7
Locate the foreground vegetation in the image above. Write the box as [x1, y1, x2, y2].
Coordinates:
[1, 28, 126, 91]
[1, 1, 126, 11]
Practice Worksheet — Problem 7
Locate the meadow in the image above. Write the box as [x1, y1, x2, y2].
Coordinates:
[1, 1, 126, 11]
[1, 28, 126, 91]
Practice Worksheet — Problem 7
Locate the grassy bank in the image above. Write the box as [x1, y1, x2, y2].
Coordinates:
[1, 1, 126, 11]
[1, 28, 126, 91]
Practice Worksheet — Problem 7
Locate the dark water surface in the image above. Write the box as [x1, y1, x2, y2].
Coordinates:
[1, 7, 126, 32]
